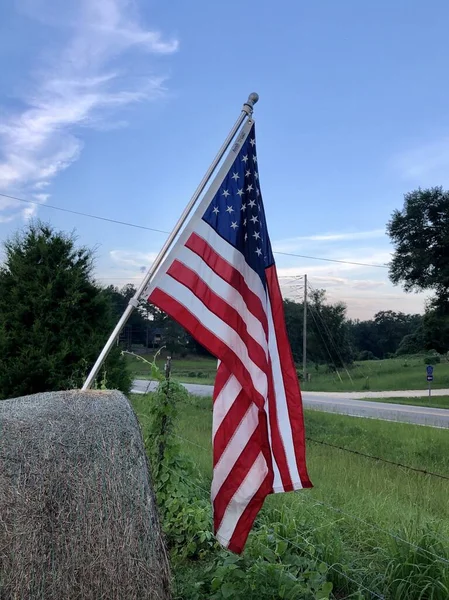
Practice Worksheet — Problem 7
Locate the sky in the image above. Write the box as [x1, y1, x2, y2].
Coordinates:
[1, 0, 448, 319]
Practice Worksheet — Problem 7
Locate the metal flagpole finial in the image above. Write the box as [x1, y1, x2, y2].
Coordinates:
[243, 92, 259, 115]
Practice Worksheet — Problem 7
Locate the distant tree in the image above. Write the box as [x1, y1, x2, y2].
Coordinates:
[387, 187, 449, 306]
[0, 221, 131, 400]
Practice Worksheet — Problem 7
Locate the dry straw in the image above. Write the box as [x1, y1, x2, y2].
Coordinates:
[0, 390, 170, 600]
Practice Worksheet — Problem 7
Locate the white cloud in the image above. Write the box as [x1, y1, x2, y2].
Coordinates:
[109, 249, 158, 269]
[393, 137, 449, 181]
[273, 229, 386, 253]
[0, 0, 178, 221]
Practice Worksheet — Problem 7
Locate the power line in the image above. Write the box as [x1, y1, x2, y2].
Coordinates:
[0, 192, 168, 235]
[1, 191, 390, 270]
[274, 249, 389, 269]
[308, 437, 449, 481]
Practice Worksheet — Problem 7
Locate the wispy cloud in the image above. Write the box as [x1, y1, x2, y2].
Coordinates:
[0, 0, 178, 220]
[109, 249, 157, 270]
[273, 229, 386, 254]
[393, 137, 449, 181]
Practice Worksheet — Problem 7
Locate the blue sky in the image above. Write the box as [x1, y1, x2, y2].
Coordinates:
[1, 0, 448, 319]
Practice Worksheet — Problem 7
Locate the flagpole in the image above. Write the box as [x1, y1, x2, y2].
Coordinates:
[82, 93, 259, 390]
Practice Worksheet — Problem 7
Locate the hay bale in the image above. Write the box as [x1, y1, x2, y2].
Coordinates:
[0, 390, 170, 600]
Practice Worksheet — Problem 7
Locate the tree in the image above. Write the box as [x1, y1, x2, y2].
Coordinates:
[387, 187, 449, 305]
[0, 222, 131, 399]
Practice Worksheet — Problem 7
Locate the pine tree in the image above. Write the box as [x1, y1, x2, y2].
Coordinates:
[0, 221, 131, 399]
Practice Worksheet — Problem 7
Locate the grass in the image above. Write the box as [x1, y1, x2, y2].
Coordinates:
[358, 395, 449, 409]
[127, 352, 449, 394]
[131, 392, 449, 599]
[125, 353, 216, 385]
[302, 355, 449, 392]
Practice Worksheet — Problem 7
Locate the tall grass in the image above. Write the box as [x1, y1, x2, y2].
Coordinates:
[137, 392, 449, 599]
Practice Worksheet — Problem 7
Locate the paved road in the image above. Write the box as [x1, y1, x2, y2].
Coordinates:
[131, 380, 449, 429]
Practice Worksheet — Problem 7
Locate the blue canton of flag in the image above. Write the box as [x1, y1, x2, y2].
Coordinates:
[202, 124, 275, 284]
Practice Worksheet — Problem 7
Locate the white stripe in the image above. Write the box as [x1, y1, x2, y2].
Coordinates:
[154, 276, 268, 399]
[194, 219, 267, 303]
[175, 246, 268, 353]
[211, 402, 259, 500]
[266, 293, 303, 490]
[212, 375, 242, 439]
[215, 452, 268, 546]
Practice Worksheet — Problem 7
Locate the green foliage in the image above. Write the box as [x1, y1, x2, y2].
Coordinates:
[387, 187, 449, 302]
[0, 221, 130, 399]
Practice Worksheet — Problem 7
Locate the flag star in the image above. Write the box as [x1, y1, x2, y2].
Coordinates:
[244, 232, 248, 241]
[242, 155, 249, 163]
[241, 203, 246, 212]
[253, 231, 261, 240]
[256, 188, 260, 197]
[253, 155, 257, 163]
[250, 215, 259, 224]
[212, 206, 219, 215]
[246, 184, 254, 193]
[231, 172, 239, 181]
[254, 171, 259, 180]
[248, 199, 256, 208]
[250, 138, 255, 147]
[245, 169, 251, 177]
[222, 189, 230, 198]
[258, 204, 261, 211]
[226, 205, 234, 214]
[230, 221, 238, 230]
[243, 218, 247, 226]
[237, 188, 244, 197]
[255, 248, 262, 256]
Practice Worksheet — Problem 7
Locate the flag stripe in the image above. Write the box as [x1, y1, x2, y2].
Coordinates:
[213, 389, 252, 464]
[149, 287, 266, 409]
[212, 402, 260, 500]
[186, 232, 269, 338]
[225, 473, 273, 554]
[150, 277, 268, 401]
[174, 245, 268, 350]
[212, 372, 242, 439]
[266, 266, 313, 488]
[215, 453, 269, 551]
[213, 430, 266, 530]
[166, 260, 269, 374]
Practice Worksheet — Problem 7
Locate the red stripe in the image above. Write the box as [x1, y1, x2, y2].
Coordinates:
[213, 361, 230, 402]
[166, 260, 269, 376]
[186, 233, 268, 339]
[226, 474, 272, 554]
[213, 425, 265, 532]
[213, 388, 252, 466]
[266, 359, 294, 491]
[266, 265, 312, 488]
[148, 288, 265, 409]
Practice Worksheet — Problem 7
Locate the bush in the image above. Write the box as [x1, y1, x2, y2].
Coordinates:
[357, 350, 377, 361]
[424, 353, 441, 365]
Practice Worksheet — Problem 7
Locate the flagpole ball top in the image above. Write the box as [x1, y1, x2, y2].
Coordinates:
[243, 92, 259, 115]
[248, 92, 259, 105]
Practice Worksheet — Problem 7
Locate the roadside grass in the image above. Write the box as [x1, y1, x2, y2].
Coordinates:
[125, 353, 216, 385]
[302, 356, 449, 393]
[131, 393, 449, 599]
[127, 352, 449, 393]
[355, 395, 449, 410]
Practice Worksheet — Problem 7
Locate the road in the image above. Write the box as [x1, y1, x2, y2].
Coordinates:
[131, 380, 449, 429]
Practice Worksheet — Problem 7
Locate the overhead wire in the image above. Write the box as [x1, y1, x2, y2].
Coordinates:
[0, 191, 390, 270]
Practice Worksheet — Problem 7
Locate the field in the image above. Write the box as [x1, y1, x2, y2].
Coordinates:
[131, 392, 449, 599]
[126, 352, 449, 393]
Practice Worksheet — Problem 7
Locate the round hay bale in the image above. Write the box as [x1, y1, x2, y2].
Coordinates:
[0, 390, 171, 600]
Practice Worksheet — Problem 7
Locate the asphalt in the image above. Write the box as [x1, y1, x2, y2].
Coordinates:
[131, 380, 449, 429]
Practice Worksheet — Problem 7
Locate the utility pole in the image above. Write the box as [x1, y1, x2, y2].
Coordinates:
[303, 274, 307, 381]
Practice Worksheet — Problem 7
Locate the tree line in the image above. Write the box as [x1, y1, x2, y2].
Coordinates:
[1, 185, 448, 398]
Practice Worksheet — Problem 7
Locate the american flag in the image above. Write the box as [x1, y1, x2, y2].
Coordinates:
[144, 118, 312, 553]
